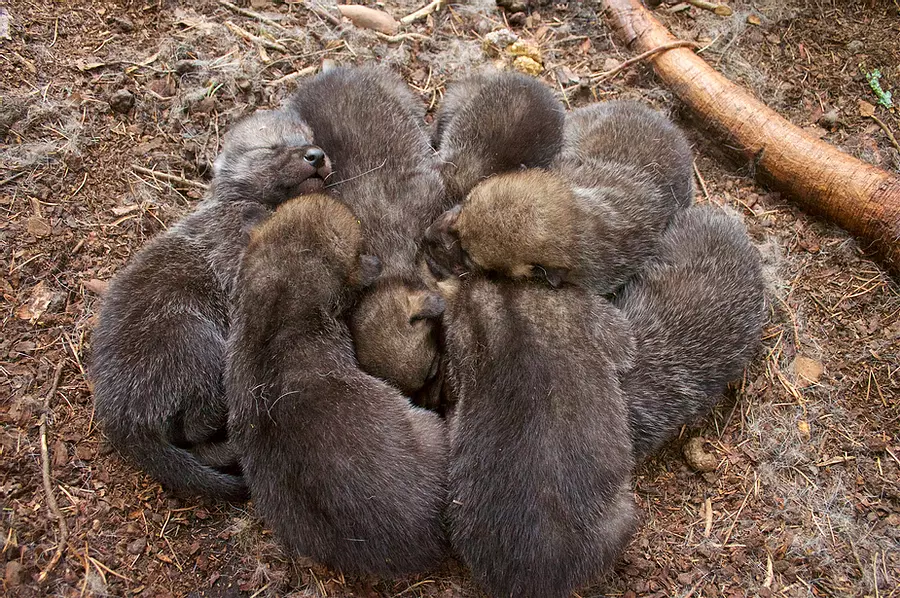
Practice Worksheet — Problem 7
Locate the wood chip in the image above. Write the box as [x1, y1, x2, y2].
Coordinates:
[337, 5, 399, 35]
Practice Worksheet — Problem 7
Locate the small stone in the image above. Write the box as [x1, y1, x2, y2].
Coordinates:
[792, 355, 824, 387]
[5, 560, 21, 587]
[127, 537, 147, 555]
[817, 109, 840, 129]
[109, 16, 134, 33]
[109, 89, 135, 114]
[483, 28, 518, 51]
[175, 59, 203, 76]
[846, 39, 864, 53]
[76, 444, 95, 461]
[508, 12, 526, 27]
[683, 436, 719, 472]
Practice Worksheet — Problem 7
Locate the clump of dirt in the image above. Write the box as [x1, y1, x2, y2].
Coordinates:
[1, 1, 897, 597]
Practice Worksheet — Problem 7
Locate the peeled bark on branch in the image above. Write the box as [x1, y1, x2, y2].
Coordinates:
[601, 0, 900, 278]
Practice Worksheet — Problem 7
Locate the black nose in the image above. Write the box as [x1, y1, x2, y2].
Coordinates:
[303, 147, 326, 168]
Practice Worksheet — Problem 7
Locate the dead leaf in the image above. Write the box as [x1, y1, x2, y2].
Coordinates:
[858, 100, 876, 118]
[797, 420, 811, 440]
[26, 215, 52, 237]
[16, 281, 56, 323]
[747, 14, 761, 25]
[792, 355, 824, 387]
[84, 279, 109, 295]
[337, 5, 398, 35]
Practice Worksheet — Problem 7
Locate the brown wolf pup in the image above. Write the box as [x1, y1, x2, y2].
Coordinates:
[288, 66, 448, 395]
[615, 205, 766, 458]
[433, 70, 566, 203]
[90, 109, 331, 501]
[425, 100, 693, 293]
[226, 195, 449, 575]
[440, 274, 636, 598]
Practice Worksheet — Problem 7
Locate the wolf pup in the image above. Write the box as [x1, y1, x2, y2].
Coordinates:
[90, 110, 331, 501]
[433, 70, 566, 203]
[440, 274, 636, 598]
[226, 195, 449, 575]
[615, 204, 766, 458]
[288, 66, 449, 395]
[425, 100, 693, 293]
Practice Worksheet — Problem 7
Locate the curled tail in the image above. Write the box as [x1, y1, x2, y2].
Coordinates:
[114, 429, 248, 502]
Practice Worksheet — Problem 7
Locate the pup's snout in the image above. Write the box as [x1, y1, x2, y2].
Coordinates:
[303, 147, 326, 168]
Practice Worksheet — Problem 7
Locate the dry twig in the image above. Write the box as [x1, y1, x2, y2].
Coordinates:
[866, 114, 900, 154]
[590, 40, 701, 82]
[132, 165, 209, 191]
[37, 361, 67, 584]
[267, 65, 317, 87]
[400, 0, 446, 25]
[225, 20, 288, 53]
[685, 0, 733, 16]
[218, 0, 287, 30]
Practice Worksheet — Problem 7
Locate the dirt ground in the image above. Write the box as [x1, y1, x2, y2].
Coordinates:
[1, 0, 898, 596]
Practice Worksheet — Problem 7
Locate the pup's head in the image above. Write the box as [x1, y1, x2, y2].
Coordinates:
[350, 278, 446, 396]
[214, 110, 333, 205]
[423, 169, 577, 287]
[242, 195, 381, 305]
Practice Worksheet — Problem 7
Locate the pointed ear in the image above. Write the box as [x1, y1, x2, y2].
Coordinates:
[543, 267, 568, 288]
[240, 203, 271, 238]
[410, 291, 446, 322]
[357, 254, 382, 287]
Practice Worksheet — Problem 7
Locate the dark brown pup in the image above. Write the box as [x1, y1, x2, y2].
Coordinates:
[615, 204, 766, 458]
[90, 110, 329, 502]
[288, 66, 447, 395]
[425, 100, 694, 293]
[441, 275, 636, 598]
[226, 195, 449, 576]
[433, 70, 566, 203]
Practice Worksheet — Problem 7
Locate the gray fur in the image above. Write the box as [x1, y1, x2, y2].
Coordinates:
[434, 70, 566, 202]
[442, 276, 636, 598]
[615, 205, 766, 459]
[286, 66, 449, 395]
[226, 196, 449, 575]
[89, 110, 330, 502]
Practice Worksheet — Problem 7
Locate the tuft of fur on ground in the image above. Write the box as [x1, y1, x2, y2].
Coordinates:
[1, 0, 897, 596]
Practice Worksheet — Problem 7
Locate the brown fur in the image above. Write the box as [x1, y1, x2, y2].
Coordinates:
[425, 100, 694, 293]
[288, 66, 448, 394]
[90, 109, 330, 502]
[434, 70, 565, 202]
[441, 275, 636, 598]
[226, 195, 449, 576]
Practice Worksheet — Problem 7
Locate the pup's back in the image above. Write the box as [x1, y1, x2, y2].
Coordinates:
[435, 71, 565, 201]
[288, 67, 448, 396]
[443, 277, 636, 598]
[226, 196, 449, 575]
[615, 205, 766, 458]
[560, 100, 695, 209]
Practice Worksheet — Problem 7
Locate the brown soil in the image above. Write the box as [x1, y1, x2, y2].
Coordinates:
[1, 1, 897, 597]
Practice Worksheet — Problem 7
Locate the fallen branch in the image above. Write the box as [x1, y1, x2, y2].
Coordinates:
[400, 0, 446, 25]
[132, 166, 209, 191]
[37, 361, 67, 584]
[601, 0, 900, 278]
[267, 65, 317, 87]
[218, 0, 287, 31]
[224, 20, 288, 53]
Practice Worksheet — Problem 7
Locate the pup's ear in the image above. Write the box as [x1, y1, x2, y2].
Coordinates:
[542, 266, 568, 289]
[357, 254, 382, 287]
[240, 203, 271, 238]
[409, 291, 446, 323]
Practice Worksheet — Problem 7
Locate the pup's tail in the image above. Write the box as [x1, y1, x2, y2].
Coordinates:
[114, 429, 248, 502]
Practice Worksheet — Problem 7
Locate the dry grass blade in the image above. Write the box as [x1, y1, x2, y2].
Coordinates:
[37, 361, 68, 584]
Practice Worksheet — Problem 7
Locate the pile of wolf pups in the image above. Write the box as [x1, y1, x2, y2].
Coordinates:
[90, 66, 765, 598]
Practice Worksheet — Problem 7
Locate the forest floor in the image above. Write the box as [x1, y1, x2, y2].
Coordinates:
[1, 0, 898, 596]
